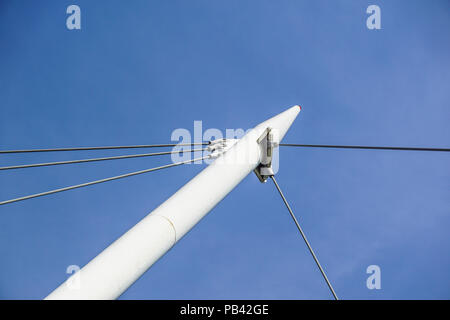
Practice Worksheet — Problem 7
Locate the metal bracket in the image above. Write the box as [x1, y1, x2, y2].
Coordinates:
[253, 127, 278, 183]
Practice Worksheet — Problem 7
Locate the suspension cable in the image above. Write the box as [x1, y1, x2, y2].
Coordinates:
[0, 155, 211, 206]
[0, 143, 209, 154]
[4, 142, 447, 154]
[279, 144, 450, 152]
[270, 175, 339, 300]
[0, 148, 207, 171]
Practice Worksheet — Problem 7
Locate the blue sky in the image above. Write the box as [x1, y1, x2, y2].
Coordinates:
[0, 0, 449, 299]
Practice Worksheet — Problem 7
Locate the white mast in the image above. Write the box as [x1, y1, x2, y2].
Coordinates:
[45, 105, 301, 300]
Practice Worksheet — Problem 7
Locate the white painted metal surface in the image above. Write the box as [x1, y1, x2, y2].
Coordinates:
[45, 105, 300, 300]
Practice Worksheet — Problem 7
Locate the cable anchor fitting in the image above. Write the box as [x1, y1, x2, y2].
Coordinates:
[207, 138, 239, 159]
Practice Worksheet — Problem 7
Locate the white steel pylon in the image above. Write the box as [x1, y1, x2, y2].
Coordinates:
[45, 105, 301, 300]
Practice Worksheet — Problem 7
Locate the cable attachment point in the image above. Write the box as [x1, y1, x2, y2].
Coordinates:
[254, 127, 278, 183]
[207, 138, 239, 159]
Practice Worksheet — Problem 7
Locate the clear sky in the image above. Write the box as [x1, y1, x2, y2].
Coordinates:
[0, 0, 449, 299]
